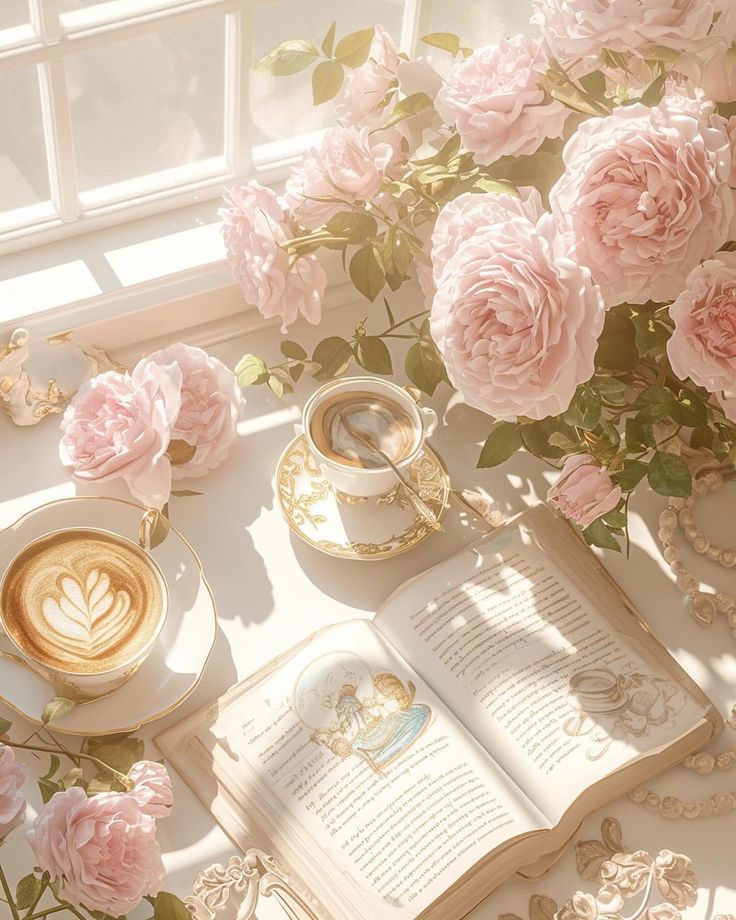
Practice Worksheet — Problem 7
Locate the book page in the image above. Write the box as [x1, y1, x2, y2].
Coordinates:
[210, 619, 546, 919]
[376, 523, 707, 824]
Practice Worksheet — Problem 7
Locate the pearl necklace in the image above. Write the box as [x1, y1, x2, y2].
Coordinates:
[657, 469, 736, 633]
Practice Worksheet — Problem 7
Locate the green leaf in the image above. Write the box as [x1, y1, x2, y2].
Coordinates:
[149, 503, 170, 549]
[520, 418, 579, 460]
[471, 176, 519, 197]
[61, 766, 84, 789]
[612, 459, 648, 491]
[634, 385, 675, 424]
[289, 363, 304, 383]
[0, 718, 11, 736]
[321, 20, 336, 56]
[383, 92, 433, 129]
[280, 340, 308, 360]
[690, 426, 714, 451]
[630, 303, 672, 359]
[42, 697, 76, 724]
[390, 230, 413, 276]
[312, 336, 354, 379]
[167, 439, 196, 466]
[268, 375, 286, 398]
[334, 28, 375, 67]
[355, 337, 393, 375]
[325, 210, 377, 243]
[583, 519, 622, 551]
[170, 489, 203, 497]
[405, 339, 447, 396]
[420, 32, 461, 55]
[671, 392, 707, 428]
[647, 451, 692, 497]
[256, 40, 319, 76]
[312, 59, 344, 105]
[565, 387, 602, 431]
[596, 308, 639, 370]
[349, 244, 385, 301]
[153, 892, 193, 920]
[602, 509, 627, 529]
[477, 423, 523, 468]
[42, 754, 61, 780]
[16, 874, 43, 910]
[87, 735, 144, 775]
[578, 69, 607, 101]
[640, 70, 668, 106]
[38, 777, 60, 804]
[235, 353, 269, 386]
[625, 416, 655, 451]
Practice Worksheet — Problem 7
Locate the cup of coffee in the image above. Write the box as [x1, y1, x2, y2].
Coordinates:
[302, 377, 438, 498]
[0, 527, 168, 701]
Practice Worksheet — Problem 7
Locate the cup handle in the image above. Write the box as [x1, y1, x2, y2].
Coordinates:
[420, 406, 438, 438]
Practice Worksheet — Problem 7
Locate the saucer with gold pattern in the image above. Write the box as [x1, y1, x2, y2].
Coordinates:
[275, 434, 450, 561]
[0, 496, 217, 735]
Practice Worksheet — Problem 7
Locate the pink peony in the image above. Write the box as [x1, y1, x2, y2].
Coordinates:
[0, 745, 25, 842]
[27, 786, 165, 916]
[431, 187, 546, 286]
[548, 454, 622, 528]
[283, 124, 402, 228]
[144, 343, 244, 479]
[334, 25, 399, 126]
[220, 180, 326, 331]
[128, 761, 174, 818]
[430, 196, 604, 421]
[59, 361, 182, 510]
[435, 36, 570, 165]
[549, 100, 734, 307]
[532, 0, 716, 66]
[667, 252, 736, 398]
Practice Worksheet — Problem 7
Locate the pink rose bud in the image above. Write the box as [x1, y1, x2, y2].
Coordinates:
[0, 745, 26, 842]
[547, 454, 622, 528]
[128, 760, 174, 818]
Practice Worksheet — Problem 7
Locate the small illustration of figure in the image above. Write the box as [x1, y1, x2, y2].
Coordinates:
[294, 653, 431, 775]
[562, 667, 688, 760]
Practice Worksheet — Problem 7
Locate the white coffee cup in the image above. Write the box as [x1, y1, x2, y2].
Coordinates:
[301, 377, 438, 498]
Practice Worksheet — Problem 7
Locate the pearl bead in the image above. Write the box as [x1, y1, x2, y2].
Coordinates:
[663, 545, 681, 564]
[645, 792, 661, 810]
[682, 802, 700, 819]
[659, 509, 678, 528]
[707, 546, 722, 562]
[691, 592, 717, 625]
[661, 795, 684, 819]
[684, 524, 699, 541]
[717, 752, 734, 770]
[693, 752, 715, 774]
[671, 561, 687, 576]
[693, 535, 709, 553]
[658, 527, 674, 543]
[678, 509, 694, 527]
[721, 550, 736, 568]
[629, 785, 648, 804]
[699, 800, 714, 817]
[676, 573, 698, 593]
[669, 497, 685, 509]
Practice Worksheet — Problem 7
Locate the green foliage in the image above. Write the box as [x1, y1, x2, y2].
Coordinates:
[355, 336, 392, 374]
[152, 891, 193, 920]
[647, 451, 692, 497]
[384, 92, 434, 129]
[256, 39, 320, 75]
[349, 244, 385, 301]
[41, 697, 76, 725]
[595, 307, 639, 370]
[312, 59, 344, 104]
[0, 718, 11, 736]
[235, 354, 269, 387]
[405, 325, 448, 396]
[583, 519, 622, 552]
[313, 336, 354, 379]
[15, 874, 43, 910]
[334, 28, 375, 67]
[478, 423, 523, 469]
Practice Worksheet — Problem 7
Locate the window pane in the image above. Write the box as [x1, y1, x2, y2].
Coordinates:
[66, 17, 226, 192]
[428, 0, 533, 47]
[253, 0, 403, 147]
[0, 65, 50, 212]
[0, 0, 29, 30]
[60, 1, 114, 8]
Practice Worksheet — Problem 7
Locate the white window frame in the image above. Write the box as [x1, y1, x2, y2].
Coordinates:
[0, 0, 435, 352]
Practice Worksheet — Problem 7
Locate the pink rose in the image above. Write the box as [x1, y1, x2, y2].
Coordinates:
[435, 37, 570, 165]
[220, 181, 326, 331]
[694, 7, 736, 103]
[0, 745, 25, 842]
[27, 786, 165, 916]
[334, 25, 399, 126]
[144, 344, 244, 479]
[547, 454, 622, 528]
[128, 761, 174, 818]
[667, 252, 736, 399]
[549, 100, 734, 307]
[431, 187, 546, 286]
[283, 124, 402, 228]
[532, 0, 716, 66]
[430, 197, 604, 421]
[59, 361, 182, 509]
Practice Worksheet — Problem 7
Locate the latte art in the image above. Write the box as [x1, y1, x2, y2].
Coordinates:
[0, 530, 165, 675]
[310, 392, 418, 469]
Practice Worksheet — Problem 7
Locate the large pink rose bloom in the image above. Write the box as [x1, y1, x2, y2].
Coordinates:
[549, 100, 734, 307]
[0, 745, 25, 842]
[144, 343, 244, 479]
[128, 761, 174, 818]
[283, 125, 401, 228]
[334, 25, 399, 126]
[435, 36, 570, 165]
[59, 361, 182, 509]
[548, 454, 622, 528]
[430, 194, 605, 421]
[220, 181, 326, 332]
[532, 0, 716, 65]
[27, 786, 165, 916]
[667, 252, 736, 400]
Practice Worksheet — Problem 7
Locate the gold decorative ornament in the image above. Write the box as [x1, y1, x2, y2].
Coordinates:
[0, 327, 122, 426]
[275, 434, 450, 561]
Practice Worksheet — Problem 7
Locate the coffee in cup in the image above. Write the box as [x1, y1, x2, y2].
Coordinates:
[0, 527, 168, 700]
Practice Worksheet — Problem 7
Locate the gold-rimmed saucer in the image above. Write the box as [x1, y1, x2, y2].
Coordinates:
[275, 435, 450, 561]
[0, 496, 217, 736]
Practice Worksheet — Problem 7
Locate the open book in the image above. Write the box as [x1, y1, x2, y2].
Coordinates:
[157, 505, 721, 920]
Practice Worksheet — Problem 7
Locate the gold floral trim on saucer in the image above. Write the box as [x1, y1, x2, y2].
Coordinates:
[275, 435, 450, 560]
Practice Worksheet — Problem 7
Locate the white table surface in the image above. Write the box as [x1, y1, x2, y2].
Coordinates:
[1, 299, 735, 918]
